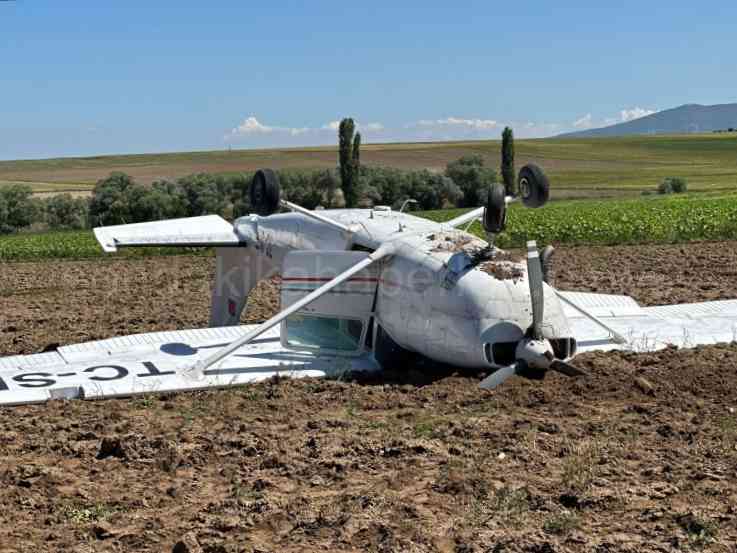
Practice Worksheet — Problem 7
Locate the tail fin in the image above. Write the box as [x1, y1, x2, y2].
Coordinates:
[210, 247, 276, 327]
[94, 215, 276, 327]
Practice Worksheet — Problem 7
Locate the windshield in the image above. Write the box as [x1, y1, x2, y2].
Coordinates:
[285, 314, 364, 352]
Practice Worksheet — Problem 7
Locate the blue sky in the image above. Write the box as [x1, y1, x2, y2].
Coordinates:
[1, 0, 736, 160]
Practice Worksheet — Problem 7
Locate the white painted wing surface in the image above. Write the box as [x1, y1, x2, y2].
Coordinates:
[94, 215, 244, 252]
[0, 326, 379, 406]
[560, 291, 737, 353]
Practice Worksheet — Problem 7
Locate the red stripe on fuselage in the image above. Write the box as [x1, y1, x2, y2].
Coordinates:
[281, 277, 379, 283]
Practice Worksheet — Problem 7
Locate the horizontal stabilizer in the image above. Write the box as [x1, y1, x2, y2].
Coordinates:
[94, 215, 244, 252]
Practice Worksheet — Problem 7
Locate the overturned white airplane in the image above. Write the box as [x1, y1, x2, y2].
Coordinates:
[2, 166, 736, 405]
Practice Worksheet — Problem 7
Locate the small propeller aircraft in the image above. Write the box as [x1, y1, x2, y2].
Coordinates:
[2, 165, 737, 405]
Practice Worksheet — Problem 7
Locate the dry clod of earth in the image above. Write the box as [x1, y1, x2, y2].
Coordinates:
[634, 376, 656, 396]
[0, 241, 737, 551]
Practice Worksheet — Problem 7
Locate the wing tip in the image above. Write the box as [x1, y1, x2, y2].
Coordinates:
[93, 227, 118, 252]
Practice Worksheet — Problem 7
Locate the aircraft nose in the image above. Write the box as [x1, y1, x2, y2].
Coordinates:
[479, 321, 525, 367]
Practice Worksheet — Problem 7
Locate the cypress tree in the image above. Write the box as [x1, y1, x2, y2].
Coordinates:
[501, 126, 515, 195]
[352, 132, 361, 171]
[338, 118, 356, 207]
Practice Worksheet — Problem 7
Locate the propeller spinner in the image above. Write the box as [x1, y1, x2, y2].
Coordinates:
[479, 240, 586, 390]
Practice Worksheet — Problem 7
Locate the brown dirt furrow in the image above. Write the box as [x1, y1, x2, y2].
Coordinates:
[0, 241, 736, 552]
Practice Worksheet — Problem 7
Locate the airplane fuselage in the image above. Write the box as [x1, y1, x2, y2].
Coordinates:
[233, 208, 575, 369]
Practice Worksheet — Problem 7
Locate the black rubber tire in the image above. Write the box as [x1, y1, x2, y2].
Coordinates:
[249, 169, 281, 216]
[518, 164, 550, 208]
[482, 183, 507, 234]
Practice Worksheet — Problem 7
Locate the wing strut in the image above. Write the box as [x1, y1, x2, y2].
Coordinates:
[193, 244, 393, 374]
[444, 207, 485, 229]
[444, 195, 520, 229]
[280, 200, 354, 234]
[554, 291, 628, 344]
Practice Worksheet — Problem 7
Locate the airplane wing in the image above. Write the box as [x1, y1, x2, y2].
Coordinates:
[0, 326, 378, 406]
[94, 215, 245, 252]
[560, 291, 737, 353]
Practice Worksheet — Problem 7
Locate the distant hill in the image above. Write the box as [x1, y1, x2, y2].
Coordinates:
[559, 103, 737, 138]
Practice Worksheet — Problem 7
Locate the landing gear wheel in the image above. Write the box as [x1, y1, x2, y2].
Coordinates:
[250, 169, 281, 216]
[518, 164, 550, 208]
[482, 183, 507, 234]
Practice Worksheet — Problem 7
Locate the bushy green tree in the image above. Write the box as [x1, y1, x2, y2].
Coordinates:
[501, 127, 515, 195]
[445, 155, 497, 207]
[316, 169, 340, 208]
[658, 176, 688, 194]
[669, 177, 688, 193]
[150, 180, 189, 218]
[70, 163, 476, 232]
[44, 193, 89, 230]
[0, 184, 38, 233]
[275, 170, 322, 209]
[435, 174, 463, 207]
[177, 173, 230, 217]
[226, 173, 253, 218]
[0, 193, 7, 233]
[127, 185, 180, 222]
[339, 118, 357, 207]
[89, 172, 137, 226]
[359, 166, 403, 206]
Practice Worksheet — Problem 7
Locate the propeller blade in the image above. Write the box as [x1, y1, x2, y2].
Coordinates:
[479, 364, 518, 390]
[526, 240, 545, 340]
[549, 360, 587, 378]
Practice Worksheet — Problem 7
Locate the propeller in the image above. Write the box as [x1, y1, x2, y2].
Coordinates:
[479, 240, 586, 390]
[549, 360, 586, 377]
[526, 241, 545, 341]
[479, 362, 520, 390]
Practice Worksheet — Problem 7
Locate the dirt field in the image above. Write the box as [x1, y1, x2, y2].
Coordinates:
[1, 242, 737, 552]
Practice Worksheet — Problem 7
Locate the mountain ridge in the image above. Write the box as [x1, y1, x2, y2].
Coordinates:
[559, 103, 737, 138]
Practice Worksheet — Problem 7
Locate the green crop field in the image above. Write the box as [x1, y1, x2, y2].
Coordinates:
[1, 133, 736, 198]
[424, 193, 737, 248]
[3, 193, 737, 262]
[0, 230, 209, 262]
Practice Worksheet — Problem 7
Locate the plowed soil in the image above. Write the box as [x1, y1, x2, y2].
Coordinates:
[1, 241, 737, 552]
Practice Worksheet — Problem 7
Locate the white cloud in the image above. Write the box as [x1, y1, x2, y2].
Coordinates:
[416, 117, 498, 130]
[573, 113, 593, 129]
[321, 120, 384, 132]
[579, 108, 655, 129]
[228, 116, 273, 137]
[620, 107, 655, 122]
[225, 116, 387, 144]
[322, 120, 340, 131]
[225, 109, 662, 146]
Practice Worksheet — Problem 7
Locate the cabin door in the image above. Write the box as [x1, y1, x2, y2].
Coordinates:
[279, 251, 379, 356]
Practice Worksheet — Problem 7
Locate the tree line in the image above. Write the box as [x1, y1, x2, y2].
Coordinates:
[0, 120, 517, 234]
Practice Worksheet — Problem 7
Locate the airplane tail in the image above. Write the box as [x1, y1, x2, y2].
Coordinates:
[93, 215, 274, 326]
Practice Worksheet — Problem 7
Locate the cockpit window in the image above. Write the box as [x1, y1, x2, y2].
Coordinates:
[285, 314, 364, 352]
